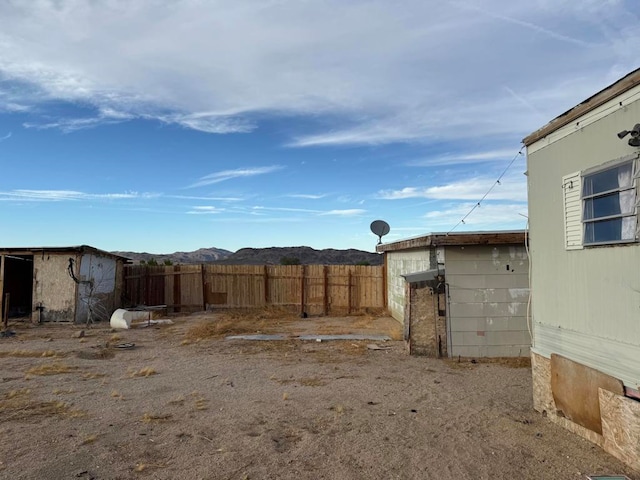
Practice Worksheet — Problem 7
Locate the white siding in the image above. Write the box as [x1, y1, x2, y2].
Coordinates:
[527, 94, 640, 389]
[562, 171, 583, 250]
[386, 249, 433, 322]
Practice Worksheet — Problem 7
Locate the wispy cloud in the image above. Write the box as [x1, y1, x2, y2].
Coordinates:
[0, 189, 159, 202]
[405, 149, 517, 167]
[188, 166, 284, 188]
[320, 209, 366, 216]
[285, 193, 328, 199]
[377, 174, 527, 202]
[252, 206, 322, 214]
[169, 194, 244, 202]
[0, 132, 11, 142]
[0, 1, 634, 145]
[424, 202, 528, 230]
[187, 206, 225, 214]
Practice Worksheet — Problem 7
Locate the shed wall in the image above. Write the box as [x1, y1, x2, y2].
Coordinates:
[527, 96, 640, 388]
[446, 244, 530, 357]
[33, 253, 78, 322]
[385, 248, 434, 323]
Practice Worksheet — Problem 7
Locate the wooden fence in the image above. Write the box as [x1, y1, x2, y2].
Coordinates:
[123, 264, 386, 315]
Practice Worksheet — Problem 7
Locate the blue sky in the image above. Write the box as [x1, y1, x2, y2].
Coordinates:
[0, 1, 638, 254]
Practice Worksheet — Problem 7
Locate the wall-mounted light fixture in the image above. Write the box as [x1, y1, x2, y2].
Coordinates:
[617, 123, 640, 147]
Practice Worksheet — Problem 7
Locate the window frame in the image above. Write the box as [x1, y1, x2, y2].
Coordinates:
[580, 155, 639, 247]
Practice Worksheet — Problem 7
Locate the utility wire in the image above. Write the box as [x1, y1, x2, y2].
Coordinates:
[447, 146, 525, 234]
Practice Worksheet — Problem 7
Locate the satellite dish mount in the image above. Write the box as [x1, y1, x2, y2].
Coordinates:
[370, 220, 390, 245]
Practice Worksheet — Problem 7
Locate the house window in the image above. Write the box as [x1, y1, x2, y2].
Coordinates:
[582, 160, 637, 245]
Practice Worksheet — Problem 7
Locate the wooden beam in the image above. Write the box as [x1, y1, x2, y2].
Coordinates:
[300, 265, 306, 316]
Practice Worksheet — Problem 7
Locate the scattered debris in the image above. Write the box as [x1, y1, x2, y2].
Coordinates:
[0, 330, 16, 338]
[366, 344, 391, 350]
[72, 330, 85, 339]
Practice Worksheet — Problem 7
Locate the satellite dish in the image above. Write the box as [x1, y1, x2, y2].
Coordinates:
[370, 220, 390, 245]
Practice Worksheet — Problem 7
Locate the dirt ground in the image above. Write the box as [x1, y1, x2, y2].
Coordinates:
[0, 311, 637, 480]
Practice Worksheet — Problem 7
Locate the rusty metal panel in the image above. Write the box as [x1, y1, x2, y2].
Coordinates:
[551, 354, 624, 435]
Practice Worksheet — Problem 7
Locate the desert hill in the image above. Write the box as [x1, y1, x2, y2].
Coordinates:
[113, 246, 382, 266]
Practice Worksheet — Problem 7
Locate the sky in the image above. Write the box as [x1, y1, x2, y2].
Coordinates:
[0, 1, 638, 254]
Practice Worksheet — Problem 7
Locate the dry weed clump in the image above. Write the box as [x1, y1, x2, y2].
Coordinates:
[299, 377, 327, 387]
[141, 412, 172, 423]
[129, 367, 157, 378]
[81, 434, 98, 445]
[184, 307, 300, 341]
[445, 356, 531, 369]
[190, 392, 208, 410]
[111, 390, 124, 400]
[26, 362, 76, 376]
[0, 389, 84, 420]
[0, 349, 60, 358]
[77, 348, 115, 360]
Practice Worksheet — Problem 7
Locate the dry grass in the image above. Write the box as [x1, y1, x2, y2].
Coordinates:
[184, 307, 300, 341]
[445, 356, 531, 369]
[26, 362, 76, 376]
[0, 349, 61, 358]
[141, 412, 172, 423]
[130, 367, 157, 377]
[77, 348, 115, 360]
[111, 390, 124, 400]
[299, 377, 327, 387]
[0, 389, 84, 420]
[81, 434, 98, 445]
[190, 392, 208, 410]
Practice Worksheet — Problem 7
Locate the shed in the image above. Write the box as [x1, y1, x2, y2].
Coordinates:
[524, 68, 640, 471]
[0, 246, 129, 324]
[377, 231, 529, 358]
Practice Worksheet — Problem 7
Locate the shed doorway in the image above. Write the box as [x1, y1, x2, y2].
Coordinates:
[1, 254, 34, 320]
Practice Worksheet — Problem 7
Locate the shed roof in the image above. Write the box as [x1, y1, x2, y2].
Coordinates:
[0, 245, 131, 261]
[376, 230, 526, 253]
[523, 68, 640, 146]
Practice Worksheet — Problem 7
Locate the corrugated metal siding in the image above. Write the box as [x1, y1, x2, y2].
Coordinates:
[528, 95, 640, 388]
[386, 249, 433, 322]
[562, 171, 583, 250]
[446, 245, 530, 357]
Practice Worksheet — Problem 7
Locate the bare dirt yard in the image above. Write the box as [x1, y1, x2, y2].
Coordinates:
[0, 310, 637, 480]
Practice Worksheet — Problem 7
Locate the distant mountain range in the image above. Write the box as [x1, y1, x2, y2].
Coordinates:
[113, 246, 383, 266]
[112, 247, 232, 265]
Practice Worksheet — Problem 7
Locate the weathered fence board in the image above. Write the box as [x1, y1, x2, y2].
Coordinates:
[124, 264, 385, 314]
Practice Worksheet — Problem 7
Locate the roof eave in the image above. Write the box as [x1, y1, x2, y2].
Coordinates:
[523, 68, 640, 147]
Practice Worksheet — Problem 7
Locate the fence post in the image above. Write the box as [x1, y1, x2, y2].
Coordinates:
[144, 266, 150, 306]
[264, 265, 269, 306]
[348, 270, 352, 315]
[173, 264, 181, 313]
[201, 264, 207, 311]
[300, 265, 306, 316]
[323, 266, 329, 316]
